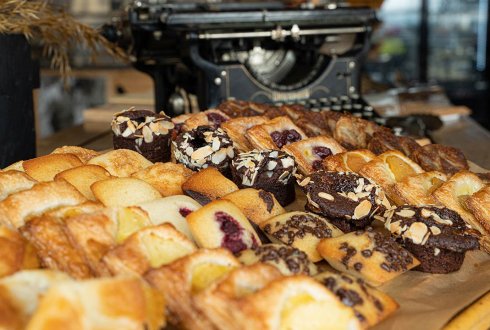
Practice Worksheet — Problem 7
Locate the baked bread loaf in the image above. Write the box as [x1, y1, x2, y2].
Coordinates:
[299, 171, 388, 232]
[145, 248, 240, 330]
[261, 211, 343, 262]
[317, 228, 420, 286]
[102, 223, 197, 276]
[131, 162, 193, 197]
[0, 227, 39, 278]
[91, 177, 161, 207]
[283, 136, 345, 175]
[463, 185, 490, 252]
[391, 171, 447, 206]
[187, 200, 261, 254]
[87, 149, 153, 177]
[0, 170, 37, 202]
[183, 109, 230, 131]
[323, 149, 376, 173]
[382, 205, 480, 273]
[50, 145, 100, 163]
[22, 153, 83, 182]
[237, 244, 317, 276]
[245, 116, 307, 150]
[182, 167, 238, 205]
[54, 164, 111, 200]
[412, 144, 469, 175]
[221, 116, 268, 152]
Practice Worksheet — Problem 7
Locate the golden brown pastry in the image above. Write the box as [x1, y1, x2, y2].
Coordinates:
[245, 116, 307, 150]
[323, 149, 376, 173]
[26, 276, 165, 330]
[412, 144, 469, 175]
[0, 227, 39, 278]
[0, 181, 87, 229]
[283, 136, 345, 175]
[295, 111, 330, 137]
[367, 130, 422, 158]
[317, 228, 420, 286]
[463, 185, 490, 252]
[102, 223, 197, 276]
[131, 162, 193, 196]
[181, 167, 238, 205]
[22, 154, 83, 182]
[145, 248, 241, 330]
[334, 116, 385, 150]
[182, 109, 231, 131]
[217, 100, 274, 118]
[391, 171, 447, 206]
[2, 160, 25, 172]
[87, 149, 153, 177]
[50, 145, 100, 163]
[314, 271, 399, 327]
[0, 170, 37, 202]
[261, 211, 343, 262]
[221, 116, 268, 152]
[91, 177, 161, 207]
[54, 164, 111, 200]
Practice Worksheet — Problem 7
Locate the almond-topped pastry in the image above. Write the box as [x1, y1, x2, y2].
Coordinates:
[183, 109, 230, 131]
[463, 185, 490, 253]
[221, 116, 268, 152]
[315, 271, 399, 327]
[22, 153, 83, 182]
[382, 205, 480, 273]
[367, 130, 422, 158]
[261, 211, 344, 262]
[182, 167, 238, 205]
[112, 109, 175, 162]
[0, 227, 39, 278]
[231, 149, 297, 206]
[323, 149, 377, 174]
[131, 162, 193, 197]
[283, 136, 345, 175]
[299, 171, 388, 232]
[412, 143, 469, 175]
[245, 116, 307, 150]
[54, 164, 112, 200]
[0, 170, 37, 202]
[187, 200, 261, 254]
[317, 228, 420, 286]
[145, 248, 241, 330]
[391, 171, 447, 206]
[172, 125, 236, 174]
[237, 244, 318, 276]
[87, 149, 153, 177]
[50, 145, 100, 163]
[91, 177, 161, 207]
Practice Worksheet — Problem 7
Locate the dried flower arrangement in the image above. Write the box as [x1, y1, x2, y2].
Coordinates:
[0, 0, 128, 76]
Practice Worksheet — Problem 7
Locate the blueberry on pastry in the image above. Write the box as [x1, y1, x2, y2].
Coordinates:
[231, 149, 297, 206]
[245, 116, 307, 150]
[112, 109, 175, 162]
[221, 116, 268, 152]
[315, 271, 399, 327]
[237, 243, 318, 276]
[317, 228, 420, 286]
[131, 162, 193, 197]
[183, 109, 230, 131]
[299, 171, 389, 232]
[383, 205, 480, 273]
[182, 167, 239, 205]
[323, 149, 376, 173]
[261, 211, 343, 262]
[186, 200, 261, 254]
[283, 136, 346, 175]
[172, 125, 236, 174]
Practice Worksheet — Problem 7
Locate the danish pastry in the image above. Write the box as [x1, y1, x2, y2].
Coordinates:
[0, 227, 39, 278]
[323, 149, 376, 173]
[182, 167, 238, 205]
[0, 170, 37, 202]
[391, 171, 447, 206]
[367, 130, 422, 158]
[412, 144, 469, 175]
[91, 177, 161, 207]
[317, 228, 420, 286]
[22, 153, 83, 182]
[87, 149, 153, 177]
[334, 116, 385, 150]
[131, 162, 193, 197]
[50, 145, 100, 163]
[221, 116, 268, 152]
[283, 136, 345, 174]
[187, 200, 261, 254]
[54, 164, 111, 200]
[463, 185, 490, 252]
[218, 99, 273, 118]
[261, 211, 343, 262]
[294, 111, 330, 137]
[245, 116, 307, 150]
[183, 109, 230, 131]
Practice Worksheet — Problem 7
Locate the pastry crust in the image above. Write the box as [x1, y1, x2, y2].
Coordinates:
[0, 181, 87, 229]
[221, 116, 268, 152]
[22, 154, 83, 182]
[392, 171, 447, 206]
[50, 145, 100, 163]
[0, 227, 39, 278]
[145, 248, 240, 329]
[131, 162, 193, 197]
[217, 100, 273, 118]
[91, 177, 161, 207]
[182, 109, 230, 131]
[2, 160, 25, 172]
[55, 164, 111, 200]
[87, 149, 153, 177]
[245, 116, 307, 150]
[323, 149, 376, 173]
[334, 116, 385, 150]
[283, 136, 345, 175]
[412, 144, 469, 175]
[367, 130, 422, 158]
[102, 223, 197, 276]
[182, 167, 238, 205]
[0, 170, 37, 202]
[463, 184, 490, 252]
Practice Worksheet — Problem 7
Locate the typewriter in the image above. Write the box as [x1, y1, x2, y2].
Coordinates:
[104, 1, 377, 119]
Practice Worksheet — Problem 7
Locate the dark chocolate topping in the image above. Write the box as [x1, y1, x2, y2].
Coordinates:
[258, 190, 274, 213]
[243, 244, 314, 275]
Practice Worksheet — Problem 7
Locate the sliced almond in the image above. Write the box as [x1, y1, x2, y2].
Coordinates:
[211, 149, 227, 165]
[298, 177, 311, 187]
[121, 127, 132, 138]
[434, 248, 441, 256]
[191, 146, 213, 160]
[430, 226, 441, 235]
[396, 209, 416, 218]
[347, 192, 359, 202]
[318, 192, 334, 201]
[389, 220, 404, 235]
[404, 222, 428, 245]
[353, 200, 372, 220]
[143, 125, 154, 143]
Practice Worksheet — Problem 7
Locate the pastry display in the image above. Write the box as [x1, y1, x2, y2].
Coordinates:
[22, 153, 83, 182]
[323, 149, 376, 173]
[412, 144, 469, 175]
[182, 109, 230, 131]
[87, 148, 153, 177]
[182, 167, 238, 205]
[91, 177, 161, 207]
[50, 145, 100, 163]
[231, 149, 297, 206]
[186, 200, 261, 254]
[131, 162, 193, 197]
[463, 185, 490, 252]
[245, 116, 307, 150]
[54, 164, 111, 200]
[299, 171, 388, 232]
[221, 116, 268, 152]
[283, 136, 346, 174]
[261, 211, 344, 262]
[382, 205, 480, 273]
[111, 109, 175, 162]
[0, 170, 37, 201]
[237, 243, 318, 276]
[391, 171, 447, 206]
[317, 228, 420, 286]
[172, 125, 236, 174]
